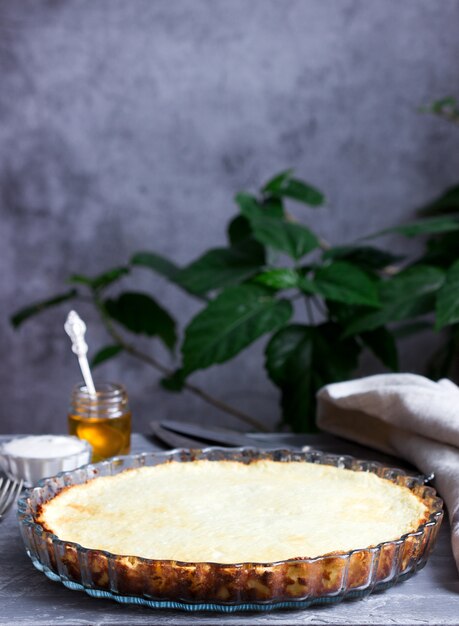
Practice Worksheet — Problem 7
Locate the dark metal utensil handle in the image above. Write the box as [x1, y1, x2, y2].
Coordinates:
[150, 422, 211, 449]
[160, 419, 262, 447]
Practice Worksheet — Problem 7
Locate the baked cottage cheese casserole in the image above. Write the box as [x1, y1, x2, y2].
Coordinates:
[19, 448, 443, 611]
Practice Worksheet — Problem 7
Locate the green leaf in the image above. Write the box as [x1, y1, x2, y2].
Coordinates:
[366, 216, 459, 239]
[436, 260, 459, 329]
[323, 246, 403, 271]
[252, 219, 319, 260]
[131, 251, 180, 281]
[379, 265, 445, 302]
[265, 323, 360, 432]
[227, 214, 267, 263]
[176, 247, 264, 295]
[342, 266, 443, 336]
[392, 320, 432, 339]
[429, 96, 459, 114]
[91, 267, 129, 289]
[239, 199, 319, 260]
[325, 300, 359, 325]
[343, 296, 435, 337]
[360, 327, 398, 371]
[421, 232, 459, 268]
[253, 268, 299, 290]
[298, 276, 317, 295]
[227, 215, 252, 247]
[11, 289, 78, 328]
[234, 192, 284, 220]
[105, 292, 177, 350]
[417, 184, 459, 217]
[160, 369, 186, 392]
[91, 345, 123, 368]
[427, 333, 457, 379]
[260, 195, 285, 218]
[279, 337, 317, 432]
[182, 285, 293, 375]
[421, 97, 459, 121]
[341, 266, 444, 336]
[265, 324, 312, 385]
[263, 170, 324, 206]
[234, 193, 262, 217]
[69, 267, 129, 291]
[314, 261, 380, 307]
[265, 324, 317, 432]
[313, 323, 362, 380]
[69, 274, 93, 287]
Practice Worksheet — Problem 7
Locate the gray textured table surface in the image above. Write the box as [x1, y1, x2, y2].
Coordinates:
[2, 433, 458, 625]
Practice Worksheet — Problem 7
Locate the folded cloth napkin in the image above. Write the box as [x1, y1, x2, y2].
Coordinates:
[316, 373, 459, 572]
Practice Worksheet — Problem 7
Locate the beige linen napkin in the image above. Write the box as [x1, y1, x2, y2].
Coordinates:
[316, 373, 459, 571]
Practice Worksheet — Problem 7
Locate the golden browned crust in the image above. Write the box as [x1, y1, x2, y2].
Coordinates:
[38, 525, 437, 603]
[32, 460, 442, 605]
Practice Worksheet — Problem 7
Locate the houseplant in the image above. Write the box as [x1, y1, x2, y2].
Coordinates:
[12, 103, 459, 432]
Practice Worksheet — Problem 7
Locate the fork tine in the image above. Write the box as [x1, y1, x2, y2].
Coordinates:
[10, 478, 24, 504]
[11, 479, 24, 510]
[0, 479, 11, 506]
[0, 479, 23, 517]
[0, 480, 21, 516]
[0, 482, 13, 516]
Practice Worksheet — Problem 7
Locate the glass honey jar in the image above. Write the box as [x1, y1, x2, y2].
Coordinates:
[68, 383, 131, 462]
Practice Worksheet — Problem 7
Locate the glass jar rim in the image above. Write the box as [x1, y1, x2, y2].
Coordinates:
[72, 382, 126, 399]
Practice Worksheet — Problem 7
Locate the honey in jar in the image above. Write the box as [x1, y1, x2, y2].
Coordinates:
[68, 382, 131, 462]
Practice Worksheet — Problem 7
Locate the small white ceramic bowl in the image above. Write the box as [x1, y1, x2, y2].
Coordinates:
[0, 435, 92, 487]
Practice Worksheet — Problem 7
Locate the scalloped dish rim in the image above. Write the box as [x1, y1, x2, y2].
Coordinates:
[17, 447, 444, 611]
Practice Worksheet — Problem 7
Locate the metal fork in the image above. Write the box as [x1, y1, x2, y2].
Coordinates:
[0, 477, 24, 521]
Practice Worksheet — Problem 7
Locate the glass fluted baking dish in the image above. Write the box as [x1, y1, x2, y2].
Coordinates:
[18, 447, 443, 613]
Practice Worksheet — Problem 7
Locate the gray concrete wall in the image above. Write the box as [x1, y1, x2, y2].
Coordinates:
[1, 0, 459, 435]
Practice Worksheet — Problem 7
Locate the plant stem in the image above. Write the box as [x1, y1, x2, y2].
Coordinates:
[305, 297, 315, 325]
[92, 296, 270, 432]
[311, 295, 327, 317]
